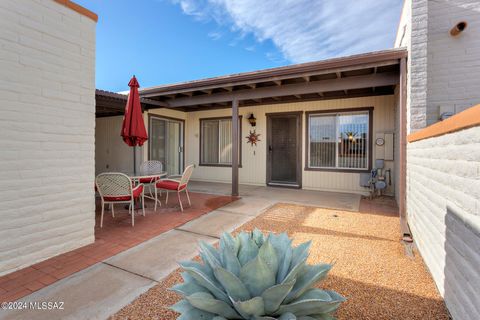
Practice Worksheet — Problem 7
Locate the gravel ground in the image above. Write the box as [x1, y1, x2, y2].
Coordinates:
[112, 199, 449, 320]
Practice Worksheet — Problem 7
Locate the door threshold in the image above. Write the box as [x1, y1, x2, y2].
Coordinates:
[267, 182, 301, 189]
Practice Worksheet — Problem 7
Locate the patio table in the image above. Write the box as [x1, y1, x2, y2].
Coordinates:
[125, 171, 168, 208]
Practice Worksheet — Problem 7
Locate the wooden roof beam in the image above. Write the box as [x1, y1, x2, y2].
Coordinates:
[166, 72, 399, 108]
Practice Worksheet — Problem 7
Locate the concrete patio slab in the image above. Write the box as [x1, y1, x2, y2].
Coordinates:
[188, 181, 361, 211]
[176, 209, 255, 238]
[219, 197, 275, 216]
[0, 264, 155, 320]
[105, 229, 216, 282]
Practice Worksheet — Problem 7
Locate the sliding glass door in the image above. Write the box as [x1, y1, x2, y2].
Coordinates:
[149, 116, 184, 175]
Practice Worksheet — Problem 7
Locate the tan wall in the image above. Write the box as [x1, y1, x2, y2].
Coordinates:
[185, 95, 396, 195]
[95, 116, 136, 175]
[98, 96, 396, 195]
[95, 109, 187, 175]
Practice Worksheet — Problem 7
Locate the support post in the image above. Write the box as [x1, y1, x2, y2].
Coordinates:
[231, 98, 239, 196]
[399, 57, 410, 236]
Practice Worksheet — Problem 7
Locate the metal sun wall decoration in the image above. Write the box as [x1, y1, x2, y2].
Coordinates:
[246, 129, 261, 146]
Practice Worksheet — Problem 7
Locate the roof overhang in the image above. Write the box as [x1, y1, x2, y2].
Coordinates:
[95, 89, 168, 117]
[96, 48, 407, 116]
[138, 48, 407, 112]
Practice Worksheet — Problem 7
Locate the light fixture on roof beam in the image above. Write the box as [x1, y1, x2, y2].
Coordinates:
[247, 113, 257, 127]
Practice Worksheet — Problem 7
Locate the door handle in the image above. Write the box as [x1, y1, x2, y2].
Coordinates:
[269, 146, 273, 152]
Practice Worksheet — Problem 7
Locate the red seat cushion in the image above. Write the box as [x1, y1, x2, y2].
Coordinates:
[139, 177, 155, 183]
[155, 180, 186, 191]
[104, 185, 143, 201]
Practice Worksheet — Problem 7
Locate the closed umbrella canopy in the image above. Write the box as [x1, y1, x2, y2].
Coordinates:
[121, 76, 148, 147]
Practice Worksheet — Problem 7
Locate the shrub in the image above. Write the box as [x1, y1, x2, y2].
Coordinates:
[170, 229, 344, 320]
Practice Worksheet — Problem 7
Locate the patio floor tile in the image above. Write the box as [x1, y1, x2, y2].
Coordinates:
[0, 192, 237, 302]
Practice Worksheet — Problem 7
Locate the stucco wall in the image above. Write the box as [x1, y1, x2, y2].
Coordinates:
[407, 125, 480, 320]
[185, 95, 396, 195]
[0, 0, 96, 275]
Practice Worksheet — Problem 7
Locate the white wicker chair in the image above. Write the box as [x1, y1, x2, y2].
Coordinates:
[139, 160, 164, 199]
[154, 165, 194, 212]
[95, 173, 145, 227]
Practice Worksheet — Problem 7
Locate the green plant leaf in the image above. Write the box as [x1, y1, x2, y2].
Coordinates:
[268, 233, 293, 283]
[214, 267, 251, 302]
[180, 260, 214, 282]
[240, 255, 276, 297]
[261, 280, 296, 314]
[200, 241, 222, 270]
[252, 228, 265, 247]
[170, 299, 195, 314]
[170, 272, 210, 296]
[282, 258, 307, 284]
[181, 263, 229, 303]
[290, 241, 312, 270]
[238, 232, 260, 266]
[222, 247, 241, 277]
[258, 239, 279, 276]
[220, 232, 239, 256]
[276, 290, 345, 316]
[279, 312, 297, 319]
[285, 264, 332, 303]
[186, 292, 242, 319]
[233, 296, 265, 317]
[177, 307, 216, 320]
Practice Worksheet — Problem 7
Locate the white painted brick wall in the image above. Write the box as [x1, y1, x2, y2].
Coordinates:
[407, 126, 480, 320]
[396, 0, 480, 131]
[427, 0, 480, 125]
[0, 0, 96, 276]
[395, 0, 429, 133]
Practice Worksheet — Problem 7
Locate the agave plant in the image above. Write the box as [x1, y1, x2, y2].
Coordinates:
[170, 229, 344, 320]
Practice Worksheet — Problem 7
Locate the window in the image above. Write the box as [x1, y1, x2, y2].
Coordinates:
[307, 109, 371, 171]
[200, 117, 241, 166]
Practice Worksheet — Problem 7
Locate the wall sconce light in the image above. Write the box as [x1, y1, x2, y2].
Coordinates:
[450, 21, 467, 36]
[247, 113, 257, 127]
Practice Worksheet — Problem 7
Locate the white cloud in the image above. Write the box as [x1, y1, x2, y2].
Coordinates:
[207, 31, 223, 40]
[171, 0, 403, 63]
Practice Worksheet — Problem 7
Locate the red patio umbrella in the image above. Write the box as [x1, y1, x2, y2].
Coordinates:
[121, 75, 148, 173]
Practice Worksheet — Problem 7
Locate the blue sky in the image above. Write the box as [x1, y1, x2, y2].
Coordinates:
[76, 0, 403, 92]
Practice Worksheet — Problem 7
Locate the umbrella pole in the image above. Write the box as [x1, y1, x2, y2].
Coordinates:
[133, 145, 136, 175]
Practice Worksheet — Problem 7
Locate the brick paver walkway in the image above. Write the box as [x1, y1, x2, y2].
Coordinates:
[0, 192, 237, 302]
